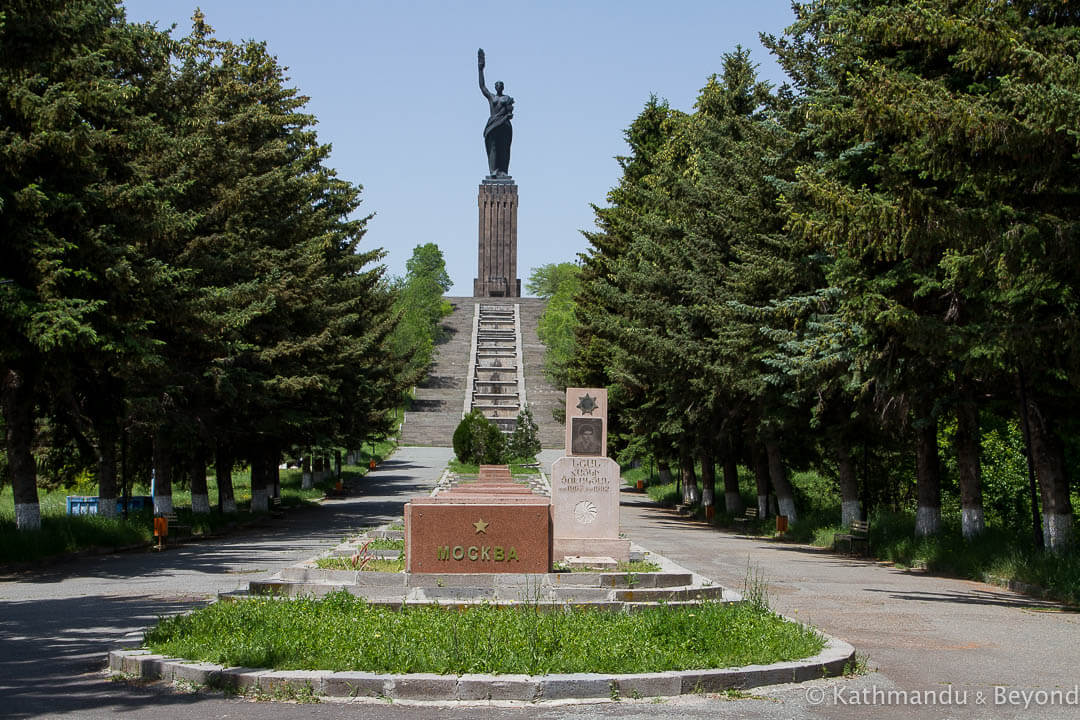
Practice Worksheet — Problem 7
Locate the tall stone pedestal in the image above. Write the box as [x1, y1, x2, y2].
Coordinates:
[474, 178, 520, 297]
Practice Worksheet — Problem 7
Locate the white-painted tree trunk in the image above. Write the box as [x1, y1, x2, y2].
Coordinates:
[915, 506, 941, 536]
[841, 500, 862, 527]
[15, 503, 41, 530]
[97, 499, 118, 519]
[757, 495, 768, 518]
[251, 487, 269, 513]
[302, 471, 313, 490]
[1043, 513, 1073, 552]
[222, 498, 237, 514]
[191, 493, 210, 515]
[701, 481, 714, 507]
[153, 495, 173, 515]
[961, 508, 985, 539]
[725, 491, 742, 514]
[777, 496, 797, 525]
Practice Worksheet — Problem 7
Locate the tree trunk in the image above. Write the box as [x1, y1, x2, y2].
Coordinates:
[313, 455, 325, 483]
[190, 445, 210, 514]
[249, 447, 269, 513]
[722, 454, 743, 515]
[216, 444, 236, 514]
[95, 423, 119, 519]
[657, 460, 673, 486]
[1026, 395, 1074, 551]
[152, 430, 174, 515]
[2, 368, 41, 530]
[301, 450, 313, 490]
[269, 443, 281, 500]
[699, 448, 715, 508]
[833, 436, 861, 526]
[334, 450, 342, 481]
[752, 446, 770, 518]
[765, 438, 797, 525]
[955, 390, 985, 538]
[678, 444, 699, 505]
[915, 417, 942, 536]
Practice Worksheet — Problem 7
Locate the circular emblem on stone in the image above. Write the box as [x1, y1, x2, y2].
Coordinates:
[574, 500, 598, 524]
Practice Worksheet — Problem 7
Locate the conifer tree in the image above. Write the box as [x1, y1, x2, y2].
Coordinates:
[0, 1, 172, 527]
[767, 0, 1080, 546]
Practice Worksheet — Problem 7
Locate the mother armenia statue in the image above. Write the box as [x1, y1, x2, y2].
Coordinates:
[478, 48, 513, 178]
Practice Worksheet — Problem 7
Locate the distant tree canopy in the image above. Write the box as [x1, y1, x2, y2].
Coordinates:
[527, 262, 581, 388]
[570, 2, 1080, 551]
[1, 2, 413, 528]
[390, 243, 454, 386]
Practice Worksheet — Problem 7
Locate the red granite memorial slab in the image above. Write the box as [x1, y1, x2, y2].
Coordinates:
[445, 484, 533, 494]
[478, 465, 513, 480]
[404, 496, 552, 573]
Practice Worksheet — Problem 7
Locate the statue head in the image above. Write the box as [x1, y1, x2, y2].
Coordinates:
[494, 81, 504, 95]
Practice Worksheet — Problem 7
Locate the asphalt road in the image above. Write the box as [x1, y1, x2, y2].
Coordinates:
[1, 446, 1076, 720]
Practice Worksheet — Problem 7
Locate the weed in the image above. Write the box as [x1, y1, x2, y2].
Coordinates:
[843, 652, 872, 676]
[609, 681, 621, 701]
[172, 678, 205, 695]
[741, 559, 771, 611]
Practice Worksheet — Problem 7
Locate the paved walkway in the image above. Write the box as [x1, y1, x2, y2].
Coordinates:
[2, 450, 1076, 719]
[615, 488, 1080, 720]
[0, 447, 452, 719]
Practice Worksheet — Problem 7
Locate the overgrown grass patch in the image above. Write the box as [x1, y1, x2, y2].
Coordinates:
[0, 440, 398, 565]
[859, 511, 1080, 604]
[144, 592, 824, 675]
[356, 537, 404, 551]
[313, 557, 404, 572]
[0, 512, 153, 564]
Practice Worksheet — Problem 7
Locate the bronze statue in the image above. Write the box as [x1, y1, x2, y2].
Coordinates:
[478, 48, 513, 178]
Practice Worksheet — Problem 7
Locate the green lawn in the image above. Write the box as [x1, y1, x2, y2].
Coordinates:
[145, 592, 824, 675]
[623, 462, 1080, 606]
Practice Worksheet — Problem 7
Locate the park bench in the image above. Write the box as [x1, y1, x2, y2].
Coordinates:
[732, 507, 758, 533]
[833, 519, 870, 556]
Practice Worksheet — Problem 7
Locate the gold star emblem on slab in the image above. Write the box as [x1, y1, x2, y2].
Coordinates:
[473, 519, 489, 534]
[577, 393, 599, 415]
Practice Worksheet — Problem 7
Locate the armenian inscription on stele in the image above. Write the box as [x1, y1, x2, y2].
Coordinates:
[551, 455, 621, 543]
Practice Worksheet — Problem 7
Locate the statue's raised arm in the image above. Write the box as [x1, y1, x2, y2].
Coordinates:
[478, 48, 492, 101]
[477, 48, 513, 178]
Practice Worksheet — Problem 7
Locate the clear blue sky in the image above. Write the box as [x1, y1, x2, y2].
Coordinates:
[122, 1, 797, 296]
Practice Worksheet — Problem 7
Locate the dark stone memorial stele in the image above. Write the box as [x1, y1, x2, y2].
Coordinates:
[474, 49, 520, 298]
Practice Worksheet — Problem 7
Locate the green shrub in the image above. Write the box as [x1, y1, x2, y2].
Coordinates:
[453, 410, 507, 464]
[508, 406, 541, 460]
[476, 418, 508, 464]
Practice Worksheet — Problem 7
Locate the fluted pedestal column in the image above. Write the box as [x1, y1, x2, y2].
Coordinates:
[473, 177, 520, 297]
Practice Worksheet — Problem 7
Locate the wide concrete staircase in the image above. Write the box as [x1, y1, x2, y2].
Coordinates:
[399, 297, 476, 446]
[399, 296, 564, 449]
[518, 298, 563, 448]
[468, 303, 523, 433]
